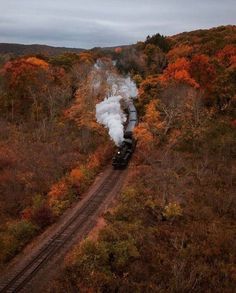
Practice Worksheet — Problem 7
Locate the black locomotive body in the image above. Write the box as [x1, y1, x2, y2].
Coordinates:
[112, 102, 138, 169]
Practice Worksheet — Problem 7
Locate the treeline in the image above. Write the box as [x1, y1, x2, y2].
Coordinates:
[0, 43, 84, 57]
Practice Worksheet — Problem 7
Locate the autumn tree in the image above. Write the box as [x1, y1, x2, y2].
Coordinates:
[138, 76, 163, 112]
[167, 45, 193, 63]
[0, 57, 48, 118]
[134, 100, 164, 152]
[189, 54, 216, 90]
[64, 58, 111, 153]
[0, 57, 71, 121]
[211, 66, 236, 110]
[160, 57, 199, 88]
[216, 44, 236, 67]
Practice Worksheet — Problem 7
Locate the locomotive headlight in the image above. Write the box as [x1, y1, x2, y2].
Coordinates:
[118, 151, 120, 154]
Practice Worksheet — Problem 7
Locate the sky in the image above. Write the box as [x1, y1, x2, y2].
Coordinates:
[0, 0, 235, 49]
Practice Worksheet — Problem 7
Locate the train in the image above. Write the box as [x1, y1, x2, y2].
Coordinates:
[112, 101, 138, 169]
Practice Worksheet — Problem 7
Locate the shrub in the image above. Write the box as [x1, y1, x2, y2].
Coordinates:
[50, 199, 71, 217]
[48, 180, 71, 201]
[0, 220, 38, 263]
[0, 234, 18, 262]
[30, 205, 54, 229]
[163, 202, 183, 219]
[70, 168, 84, 187]
[8, 220, 38, 243]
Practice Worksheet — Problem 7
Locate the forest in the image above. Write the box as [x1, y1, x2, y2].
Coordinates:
[0, 25, 235, 292]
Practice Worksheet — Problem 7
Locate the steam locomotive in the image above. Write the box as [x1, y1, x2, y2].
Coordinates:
[112, 102, 138, 169]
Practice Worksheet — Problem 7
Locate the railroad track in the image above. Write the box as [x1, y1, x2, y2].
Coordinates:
[0, 169, 123, 293]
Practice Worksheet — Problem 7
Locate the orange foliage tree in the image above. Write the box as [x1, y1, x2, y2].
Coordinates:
[133, 123, 154, 152]
[134, 100, 164, 152]
[1, 57, 62, 119]
[0, 56, 72, 120]
[160, 58, 199, 88]
[138, 76, 163, 111]
[2, 57, 49, 89]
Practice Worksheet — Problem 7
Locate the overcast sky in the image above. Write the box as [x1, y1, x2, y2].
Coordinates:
[0, 0, 235, 48]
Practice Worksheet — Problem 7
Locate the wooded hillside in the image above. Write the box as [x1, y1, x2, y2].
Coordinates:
[51, 25, 236, 292]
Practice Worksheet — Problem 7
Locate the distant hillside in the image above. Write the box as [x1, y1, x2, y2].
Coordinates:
[0, 43, 85, 57]
[169, 25, 236, 55]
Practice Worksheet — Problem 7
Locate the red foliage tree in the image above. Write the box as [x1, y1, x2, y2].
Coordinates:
[190, 54, 216, 90]
[216, 45, 236, 67]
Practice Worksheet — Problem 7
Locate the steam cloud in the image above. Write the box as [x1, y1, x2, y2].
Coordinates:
[107, 76, 137, 100]
[96, 96, 126, 146]
[95, 60, 137, 146]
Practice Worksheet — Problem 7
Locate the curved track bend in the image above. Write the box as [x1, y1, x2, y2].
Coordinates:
[0, 168, 126, 293]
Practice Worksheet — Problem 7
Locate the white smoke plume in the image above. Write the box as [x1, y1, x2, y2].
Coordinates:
[107, 75, 137, 100]
[96, 95, 126, 146]
[94, 59, 137, 146]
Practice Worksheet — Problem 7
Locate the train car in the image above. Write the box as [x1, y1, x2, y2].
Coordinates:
[112, 101, 138, 169]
